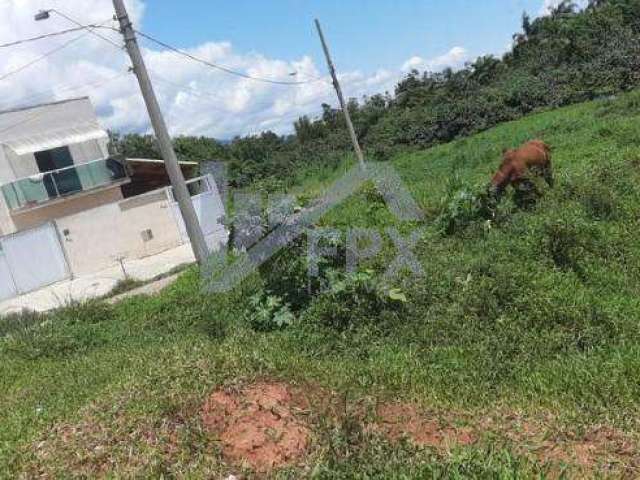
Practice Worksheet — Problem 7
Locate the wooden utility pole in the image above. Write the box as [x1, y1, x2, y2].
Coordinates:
[315, 19, 366, 171]
[112, 0, 209, 265]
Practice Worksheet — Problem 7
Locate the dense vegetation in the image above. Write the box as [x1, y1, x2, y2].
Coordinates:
[112, 0, 640, 190]
[3, 87, 640, 477]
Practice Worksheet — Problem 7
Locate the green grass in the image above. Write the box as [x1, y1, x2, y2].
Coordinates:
[3, 92, 640, 478]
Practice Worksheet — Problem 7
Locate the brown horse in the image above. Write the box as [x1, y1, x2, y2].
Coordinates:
[489, 139, 553, 202]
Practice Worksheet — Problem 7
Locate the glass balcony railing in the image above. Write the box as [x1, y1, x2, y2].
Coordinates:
[1, 157, 127, 211]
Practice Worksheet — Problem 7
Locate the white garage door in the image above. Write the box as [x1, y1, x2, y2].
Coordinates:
[0, 222, 70, 296]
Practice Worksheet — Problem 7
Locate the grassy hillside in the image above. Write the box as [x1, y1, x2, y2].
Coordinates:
[2, 92, 640, 478]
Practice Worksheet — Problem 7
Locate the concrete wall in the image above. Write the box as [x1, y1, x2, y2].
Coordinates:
[56, 189, 182, 276]
[11, 186, 123, 233]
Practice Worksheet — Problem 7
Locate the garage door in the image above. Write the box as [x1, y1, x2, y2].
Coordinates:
[0, 222, 70, 297]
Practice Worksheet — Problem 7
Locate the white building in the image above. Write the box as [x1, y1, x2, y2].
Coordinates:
[0, 97, 226, 301]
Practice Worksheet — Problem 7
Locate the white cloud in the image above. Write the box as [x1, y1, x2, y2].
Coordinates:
[401, 46, 469, 73]
[0, 1, 473, 138]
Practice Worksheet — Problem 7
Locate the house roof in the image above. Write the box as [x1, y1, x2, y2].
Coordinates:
[0, 96, 91, 117]
[0, 97, 107, 153]
[5, 124, 107, 156]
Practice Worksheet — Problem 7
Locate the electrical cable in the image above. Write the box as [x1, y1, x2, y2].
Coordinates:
[135, 29, 326, 86]
[0, 18, 116, 82]
[0, 24, 111, 49]
[44, 9, 123, 50]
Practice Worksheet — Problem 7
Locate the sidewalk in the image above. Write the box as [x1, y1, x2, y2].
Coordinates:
[0, 243, 197, 315]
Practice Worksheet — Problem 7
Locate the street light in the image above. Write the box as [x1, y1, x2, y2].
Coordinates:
[34, 10, 51, 21]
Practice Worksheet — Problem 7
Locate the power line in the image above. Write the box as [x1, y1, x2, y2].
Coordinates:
[0, 24, 113, 50]
[149, 67, 321, 117]
[0, 18, 116, 82]
[42, 9, 123, 51]
[135, 29, 326, 86]
[0, 13, 326, 87]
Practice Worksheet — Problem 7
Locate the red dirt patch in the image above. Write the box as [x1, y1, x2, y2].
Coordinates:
[201, 382, 311, 472]
[535, 426, 638, 472]
[375, 402, 476, 449]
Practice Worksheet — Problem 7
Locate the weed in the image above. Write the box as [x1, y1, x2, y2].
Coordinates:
[437, 183, 495, 235]
[244, 292, 295, 332]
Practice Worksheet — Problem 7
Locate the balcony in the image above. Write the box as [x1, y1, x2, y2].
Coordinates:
[1, 157, 128, 211]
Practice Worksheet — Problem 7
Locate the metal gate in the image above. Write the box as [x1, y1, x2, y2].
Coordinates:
[169, 174, 228, 251]
[0, 222, 70, 300]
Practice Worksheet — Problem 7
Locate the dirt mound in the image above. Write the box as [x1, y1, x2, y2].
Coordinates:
[375, 403, 476, 449]
[201, 382, 311, 472]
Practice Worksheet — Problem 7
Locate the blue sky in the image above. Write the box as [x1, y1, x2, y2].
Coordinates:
[0, 0, 566, 138]
[144, 0, 543, 78]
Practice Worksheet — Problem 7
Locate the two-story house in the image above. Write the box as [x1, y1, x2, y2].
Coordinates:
[0, 96, 227, 303]
[0, 97, 128, 234]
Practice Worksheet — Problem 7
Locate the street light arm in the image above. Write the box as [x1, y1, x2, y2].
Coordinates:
[34, 8, 123, 49]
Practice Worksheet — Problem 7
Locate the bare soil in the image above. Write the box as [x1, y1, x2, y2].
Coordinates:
[201, 382, 311, 472]
[374, 402, 476, 449]
[22, 382, 640, 478]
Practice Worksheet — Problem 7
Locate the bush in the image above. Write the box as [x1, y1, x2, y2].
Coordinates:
[259, 231, 347, 313]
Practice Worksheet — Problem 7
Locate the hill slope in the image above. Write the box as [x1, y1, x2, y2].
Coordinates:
[2, 92, 640, 477]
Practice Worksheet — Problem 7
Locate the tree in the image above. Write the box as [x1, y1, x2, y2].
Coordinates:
[173, 136, 227, 163]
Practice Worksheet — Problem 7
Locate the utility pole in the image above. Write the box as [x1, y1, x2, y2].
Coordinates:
[315, 19, 366, 171]
[112, 0, 209, 265]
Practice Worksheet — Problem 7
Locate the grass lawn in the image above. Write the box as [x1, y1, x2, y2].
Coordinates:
[2, 91, 640, 478]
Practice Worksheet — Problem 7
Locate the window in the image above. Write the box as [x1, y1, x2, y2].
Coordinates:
[34, 146, 82, 198]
